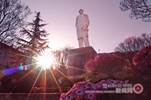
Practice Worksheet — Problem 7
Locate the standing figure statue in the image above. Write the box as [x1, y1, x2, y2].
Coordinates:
[76, 9, 90, 48]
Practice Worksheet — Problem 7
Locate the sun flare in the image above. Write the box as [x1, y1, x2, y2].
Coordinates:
[34, 49, 56, 70]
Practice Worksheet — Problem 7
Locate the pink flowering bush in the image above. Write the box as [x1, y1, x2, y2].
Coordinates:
[60, 79, 127, 100]
[133, 46, 151, 70]
[85, 53, 129, 75]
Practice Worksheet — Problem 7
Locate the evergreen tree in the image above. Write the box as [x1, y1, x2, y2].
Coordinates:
[19, 12, 48, 55]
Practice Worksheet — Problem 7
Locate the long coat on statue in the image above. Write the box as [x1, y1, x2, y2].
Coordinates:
[76, 13, 90, 47]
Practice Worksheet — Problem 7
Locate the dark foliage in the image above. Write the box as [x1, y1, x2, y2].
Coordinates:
[133, 46, 151, 72]
[18, 12, 49, 54]
[115, 33, 151, 52]
[120, 0, 151, 22]
[84, 53, 132, 79]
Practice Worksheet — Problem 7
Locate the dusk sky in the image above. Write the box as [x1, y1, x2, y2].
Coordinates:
[22, 0, 151, 52]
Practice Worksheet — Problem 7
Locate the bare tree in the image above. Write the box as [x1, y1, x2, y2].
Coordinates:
[0, 0, 30, 47]
[115, 33, 151, 52]
[18, 12, 49, 55]
[120, 0, 151, 22]
[53, 47, 72, 66]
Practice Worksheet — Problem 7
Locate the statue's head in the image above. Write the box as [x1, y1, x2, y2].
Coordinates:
[79, 9, 84, 15]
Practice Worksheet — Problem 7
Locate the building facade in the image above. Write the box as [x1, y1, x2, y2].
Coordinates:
[0, 43, 26, 70]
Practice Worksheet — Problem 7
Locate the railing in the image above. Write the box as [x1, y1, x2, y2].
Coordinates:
[0, 92, 61, 100]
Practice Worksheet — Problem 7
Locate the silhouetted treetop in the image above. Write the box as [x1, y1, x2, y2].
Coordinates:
[18, 12, 49, 54]
[120, 0, 151, 22]
[115, 33, 151, 52]
[0, 0, 30, 47]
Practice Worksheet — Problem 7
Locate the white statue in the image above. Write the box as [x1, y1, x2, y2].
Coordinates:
[76, 9, 90, 48]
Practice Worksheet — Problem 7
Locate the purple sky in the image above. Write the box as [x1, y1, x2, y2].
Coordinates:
[22, 0, 151, 52]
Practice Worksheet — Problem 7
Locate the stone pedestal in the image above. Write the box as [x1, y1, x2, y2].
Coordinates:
[66, 47, 97, 76]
